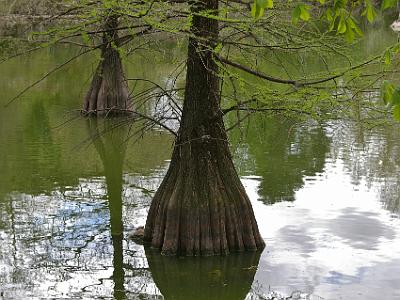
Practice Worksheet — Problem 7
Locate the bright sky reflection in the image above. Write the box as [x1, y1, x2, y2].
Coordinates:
[245, 157, 400, 300]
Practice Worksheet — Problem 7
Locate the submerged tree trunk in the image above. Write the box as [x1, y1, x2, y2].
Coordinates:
[83, 16, 130, 116]
[144, 0, 265, 256]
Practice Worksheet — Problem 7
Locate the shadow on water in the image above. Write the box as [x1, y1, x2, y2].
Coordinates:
[87, 118, 128, 300]
[145, 248, 261, 300]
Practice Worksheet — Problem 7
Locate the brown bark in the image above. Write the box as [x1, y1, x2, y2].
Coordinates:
[144, 0, 265, 256]
[83, 16, 130, 116]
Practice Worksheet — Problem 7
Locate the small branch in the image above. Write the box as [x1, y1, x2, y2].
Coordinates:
[222, 98, 258, 115]
[218, 56, 297, 85]
[126, 78, 183, 113]
[226, 111, 252, 132]
[4, 47, 97, 108]
[0, 45, 44, 65]
[80, 107, 177, 136]
[218, 55, 380, 87]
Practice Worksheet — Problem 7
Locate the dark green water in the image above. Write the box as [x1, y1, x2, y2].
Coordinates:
[1, 32, 400, 300]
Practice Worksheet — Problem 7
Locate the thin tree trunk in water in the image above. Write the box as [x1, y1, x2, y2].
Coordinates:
[144, 0, 265, 256]
[83, 16, 130, 116]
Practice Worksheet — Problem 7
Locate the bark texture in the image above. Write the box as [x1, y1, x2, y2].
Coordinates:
[83, 16, 130, 116]
[144, 0, 265, 256]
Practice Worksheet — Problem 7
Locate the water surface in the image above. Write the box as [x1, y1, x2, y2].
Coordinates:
[0, 34, 400, 300]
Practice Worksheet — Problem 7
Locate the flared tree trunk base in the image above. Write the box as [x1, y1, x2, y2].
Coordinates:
[82, 47, 131, 116]
[144, 136, 265, 256]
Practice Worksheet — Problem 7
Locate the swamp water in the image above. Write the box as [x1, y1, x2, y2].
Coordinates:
[0, 34, 400, 300]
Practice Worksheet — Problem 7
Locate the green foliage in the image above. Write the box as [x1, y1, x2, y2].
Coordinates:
[381, 81, 400, 121]
[381, 0, 397, 10]
[361, 0, 378, 23]
[382, 44, 400, 66]
[0, 37, 38, 58]
[81, 32, 91, 46]
[251, 0, 373, 42]
[292, 3, 311, 25]
[214, 43, 223, 54]
[324, 1, 365, 42]
[4, 0, 399, 126]
[381, 81, 395, 105]
[251, 0, 274, 19]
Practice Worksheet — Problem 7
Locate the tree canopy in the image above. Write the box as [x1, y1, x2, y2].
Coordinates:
[2, 0, 400, 127]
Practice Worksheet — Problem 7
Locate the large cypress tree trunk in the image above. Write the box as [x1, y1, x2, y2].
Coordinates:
[83, 16, 130, 116]
[144, 0, 265, 256]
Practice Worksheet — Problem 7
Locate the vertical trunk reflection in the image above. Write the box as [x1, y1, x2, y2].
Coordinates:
[87, 118, 128, 300]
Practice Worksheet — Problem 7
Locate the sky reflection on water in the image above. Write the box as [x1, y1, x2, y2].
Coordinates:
[1, 142, 400, 299]
[1, 41, 400, 300]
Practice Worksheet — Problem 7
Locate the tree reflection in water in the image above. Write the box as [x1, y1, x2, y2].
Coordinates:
[145, 247, 261, 300]
[88, 118, 128, 300]
[231, 116, 330, 204]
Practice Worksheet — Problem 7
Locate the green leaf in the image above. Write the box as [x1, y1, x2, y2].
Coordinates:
[393, 43, 400, 54]
[81, 32, 90, 45]
[256, 0, 268, 8]
[299, 4, 310, 21]
[334, 0, 348, 11]
[384, 49, 392, 65]
[342, 18, 362, 41]
[350, 17, 363, 36]
[337, 16, 347, 34]
[325, 8, 334, 22]
[392, 87, 400, 106]
[292, 3, 310, 24]
[344, 26, 355, 42]
[214, 43, 223, 54]
[346, 16, 355, 28]
[317, 0, 325, 4]
[252, 0, 273, 18]
[251, 4, 261, 18]
[346, 17, 363, 37]
[382, 0, 397, 10]
[363, 0, 378, 23]
[292, 5, 301, 25]
[381, 80, 395, 105]
[367, 6, 377, 23]
[265, 0, 274, 9]
[393, 105, 400, 121]
[328, 15, 337, 31]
